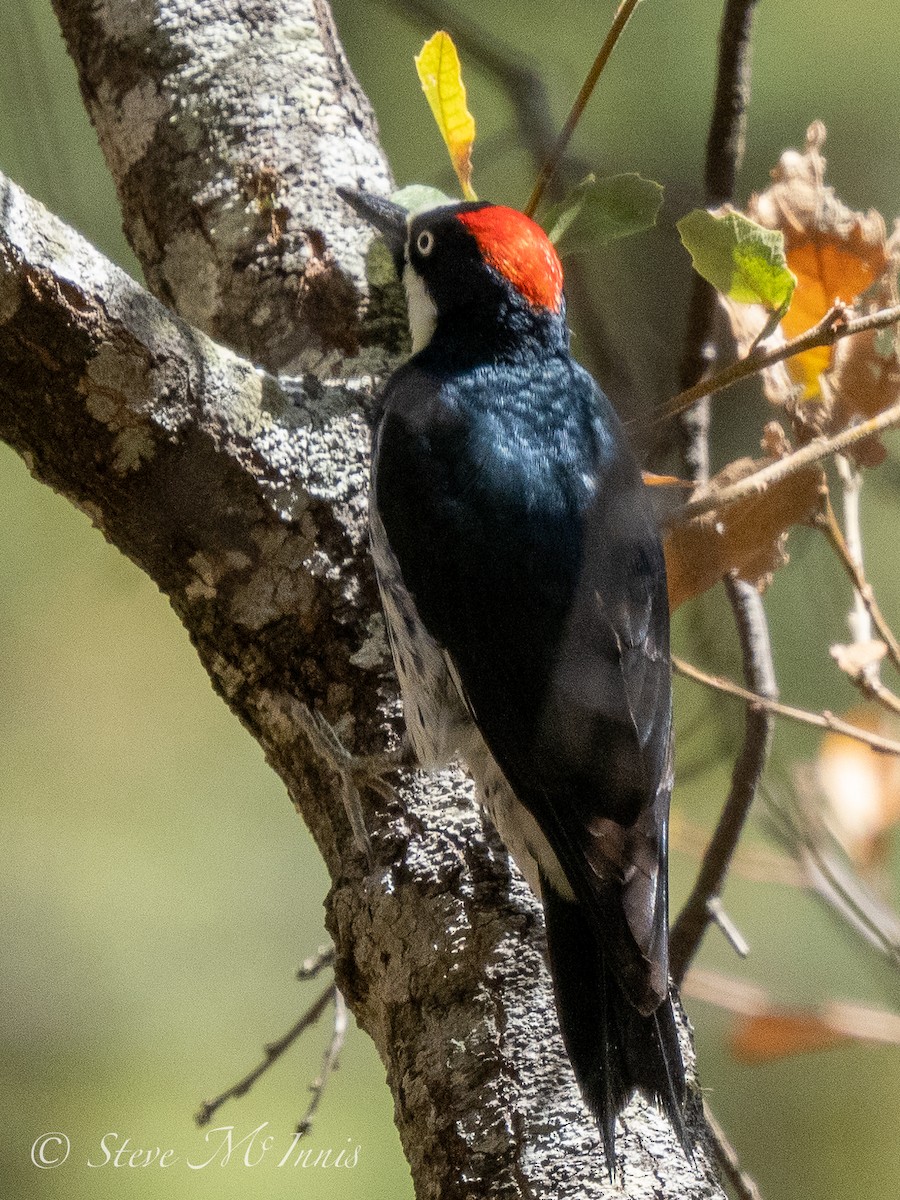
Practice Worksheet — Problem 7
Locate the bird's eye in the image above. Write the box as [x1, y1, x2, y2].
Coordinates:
[416, 229, 435, 256]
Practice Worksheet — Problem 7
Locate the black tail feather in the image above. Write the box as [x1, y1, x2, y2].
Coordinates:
[542, 884, 691, 1173]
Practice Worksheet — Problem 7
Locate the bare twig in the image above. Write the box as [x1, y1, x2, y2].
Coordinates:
[814, 487, 900, 675]
[671, 0, 772, 986]
[707, 896, 750, 958]
[296, 988, 349, 1135]
[662, 301, 900, 429]
[671, 583, 777, 984]
[676, 0, 761, 482]
[195, 983, 336, 1127]
[820, 449, 900, 725]
[702, 1103, 764, 1200]
[764, 790, 900, 969]
[673, 655, 900, 755]
[677, 385, 900, 522]
[844, 670, 900, 717]
[524, 0, 643, 217]
[297, 945, 337, 981]
[835, 455, 873, 652]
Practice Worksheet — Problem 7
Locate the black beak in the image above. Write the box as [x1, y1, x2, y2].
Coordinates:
[337, 187, 408, 260]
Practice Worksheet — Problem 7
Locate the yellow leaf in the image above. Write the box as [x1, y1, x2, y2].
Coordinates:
[415, 32, 477, 201]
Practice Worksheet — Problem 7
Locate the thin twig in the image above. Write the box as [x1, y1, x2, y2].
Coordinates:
[826, 461, 900, 714]
[702, 1102, 764, 1200]
[296, 989, 349, 1135]
[814, 488, 900, 674]
[297, 945, 336, 981]
[707, 896, 750, 957]
[673, 655, 900, 755]
[677, 386, 900, 523]
[835, 455, 873, 651]
[524, 0, 643, 217]
[661, 301, 900, 428]
[842, 667, 900, 717]
[670, 0, 772, 985]
[675, 0, 761, 481]
[764, 789, 900, 969]
[671, 584, 777, 984]
[195, 983, 336, 1126]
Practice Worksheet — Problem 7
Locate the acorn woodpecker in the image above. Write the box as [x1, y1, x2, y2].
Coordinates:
[339, 187, 689, 1166]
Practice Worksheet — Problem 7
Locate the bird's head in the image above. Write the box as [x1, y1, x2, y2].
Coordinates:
[338, 188, 566, 356]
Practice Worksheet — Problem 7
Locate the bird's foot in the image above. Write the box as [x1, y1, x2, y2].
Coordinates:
[296, 705, 412, 864]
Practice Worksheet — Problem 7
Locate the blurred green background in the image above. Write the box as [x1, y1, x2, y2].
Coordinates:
[1, 2, 898, 1198]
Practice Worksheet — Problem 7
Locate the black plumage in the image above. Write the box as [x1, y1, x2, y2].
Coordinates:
[342, 190, 689, 1167]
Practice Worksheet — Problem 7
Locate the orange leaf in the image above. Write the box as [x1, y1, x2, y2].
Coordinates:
[782, 242, 881, 397]
[748, 121, 889, 406]
[817, 706, 900, 867]
[730, 1012, 850, 1064]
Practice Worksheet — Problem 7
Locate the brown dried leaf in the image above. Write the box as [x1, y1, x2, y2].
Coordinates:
[720, 297, 798, 407]
[760, 420, 792, 458]
[830, 640, 887, 679]
[721, 123, 897, 446]
[663, 457, 824, 611]
[750, 121, 887, 357]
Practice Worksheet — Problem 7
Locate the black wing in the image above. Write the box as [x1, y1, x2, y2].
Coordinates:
[372, 353, 672, 1014]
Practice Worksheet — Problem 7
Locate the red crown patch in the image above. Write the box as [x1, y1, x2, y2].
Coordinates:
[456, 207, 564, 314]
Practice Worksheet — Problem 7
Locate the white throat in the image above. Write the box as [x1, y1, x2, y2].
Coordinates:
[402, 261, 438, 353]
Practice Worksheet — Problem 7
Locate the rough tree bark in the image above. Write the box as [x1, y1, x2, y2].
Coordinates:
[0, 2, 725, 1196]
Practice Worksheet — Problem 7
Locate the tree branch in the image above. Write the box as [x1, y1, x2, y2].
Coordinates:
[670, 583, 776, 984]
[662, 301, 900, 426]
[671, 2, 775, 1004]
[51, 0, 393, 374]
[678, 390, 900, 522]
[673, 656, 900, 756]
[675, 0, 760, 482]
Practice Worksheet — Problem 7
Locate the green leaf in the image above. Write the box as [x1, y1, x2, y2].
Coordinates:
[544, 173, 663, 255]
[677, 208, 796, 311]
[364, 186, 455, 286]
[391, 185, 453, 215]
[365, 238, 398, 288]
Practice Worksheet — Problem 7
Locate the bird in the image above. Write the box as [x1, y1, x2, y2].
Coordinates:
[338, 186, 690, 1170]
